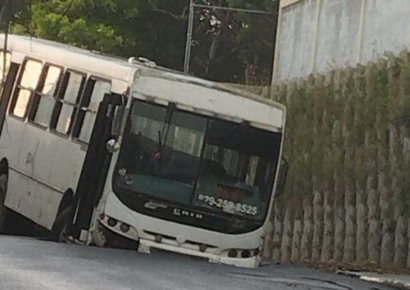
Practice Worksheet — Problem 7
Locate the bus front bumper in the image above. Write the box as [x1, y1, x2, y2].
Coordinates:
[137, 238, 261, 268]
[92, 220, 261, 268]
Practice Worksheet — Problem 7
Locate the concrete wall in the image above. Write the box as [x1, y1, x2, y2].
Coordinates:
[272, 0, 410, 84]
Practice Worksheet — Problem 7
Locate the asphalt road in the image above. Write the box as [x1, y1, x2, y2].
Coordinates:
[0, 235, 398, 290]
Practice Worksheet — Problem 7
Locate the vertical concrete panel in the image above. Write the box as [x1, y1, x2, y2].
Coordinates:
[361, 0, 410, 64]
[276, 0, 318, 82]
[315, 0, 362, 73]
[274, 0, 410, 83]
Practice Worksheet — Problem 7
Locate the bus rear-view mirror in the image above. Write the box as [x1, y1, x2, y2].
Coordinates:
[112, 106, 125, 136]
[106, 139, 120, 154]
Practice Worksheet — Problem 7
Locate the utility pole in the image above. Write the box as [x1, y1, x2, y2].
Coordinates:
[182, 0, 271, 75]
[183, 0, 194, 74]
[0, 0, 10, 31]
[0, 0, 10, 89]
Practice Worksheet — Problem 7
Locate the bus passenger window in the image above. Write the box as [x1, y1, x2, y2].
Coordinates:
[73, 79, 111, 143]
[0, 51, 11, 85]
[53, 71, 85, 135]
[29, 65, 62, 127]
[11, 60, 42, 118]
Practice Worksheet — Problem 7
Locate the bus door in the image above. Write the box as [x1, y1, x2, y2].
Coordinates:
[0, 61, 19, 137]
[70, 93, 124, 240]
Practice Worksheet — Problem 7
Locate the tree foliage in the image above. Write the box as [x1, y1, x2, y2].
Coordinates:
[191, 0, 278, 84]
[3, 0, 279, 85]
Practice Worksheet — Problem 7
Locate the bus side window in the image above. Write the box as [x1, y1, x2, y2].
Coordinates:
[10, 59, 42, 118]
[51, 71, 86, 135]
[28, 65, 62, 127]
[0, 51, 11, 93]
[72, 79, 111, 143]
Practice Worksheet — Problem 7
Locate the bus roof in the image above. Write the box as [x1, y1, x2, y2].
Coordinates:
[0, 34, 285, 130]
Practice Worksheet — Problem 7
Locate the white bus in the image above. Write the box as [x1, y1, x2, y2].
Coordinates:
[0, 34, 286, 268]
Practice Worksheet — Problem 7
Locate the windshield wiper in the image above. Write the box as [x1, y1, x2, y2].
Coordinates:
[160, 103, 176, 149]
[155, 130, 164, 173]
[154, 103, 176, 173]
[157, 130, 163, 153]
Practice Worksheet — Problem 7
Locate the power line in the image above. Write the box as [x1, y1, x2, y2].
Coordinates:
[193, 4, 271, 15]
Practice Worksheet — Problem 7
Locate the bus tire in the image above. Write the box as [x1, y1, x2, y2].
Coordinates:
[0, 170, 18, 234]
[51, 206, 74, 243]
[0, 168, 13, 233]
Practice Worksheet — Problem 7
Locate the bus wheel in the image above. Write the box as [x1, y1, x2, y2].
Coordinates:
[51, 206, 74, 243]
[0, 172, 11, 233]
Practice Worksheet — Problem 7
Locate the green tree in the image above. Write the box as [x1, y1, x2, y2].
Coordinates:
[6, 0, 188, 71]
[190, 0, 279, 84]
[5, 0, 278, 85]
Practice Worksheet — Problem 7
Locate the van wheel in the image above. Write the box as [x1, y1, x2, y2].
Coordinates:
[51, 206, 74, 242]
[0, 172, 11, 233]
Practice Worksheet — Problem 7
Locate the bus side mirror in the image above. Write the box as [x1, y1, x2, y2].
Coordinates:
[276, 157, 289, 196]
[106, 139, 120, 154]
[112, 106, 125, 136]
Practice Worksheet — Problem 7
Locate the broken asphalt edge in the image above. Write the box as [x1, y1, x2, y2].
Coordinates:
[337, 270, 410, 290]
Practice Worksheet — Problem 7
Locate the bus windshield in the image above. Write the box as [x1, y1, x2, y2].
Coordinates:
[114, 100, 281, 221]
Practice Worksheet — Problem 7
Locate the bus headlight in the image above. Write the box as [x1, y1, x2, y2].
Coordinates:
[241, 250, 251, 258]
[226, 249, 258, 259]
[120, 223, 130, 233]
[107, 217, 118, 227]
[228, 249, 238, 258]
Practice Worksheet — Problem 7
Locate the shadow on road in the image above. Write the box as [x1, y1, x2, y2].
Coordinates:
[1, 214, 50, 240]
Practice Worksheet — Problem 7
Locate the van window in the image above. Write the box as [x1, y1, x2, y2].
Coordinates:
[73, 79, 111, 143]
[29, 65, 62, 127]
[52, 71, 85, 135]
[0, 51, 11, 84]
[11, 60, 42, 118]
